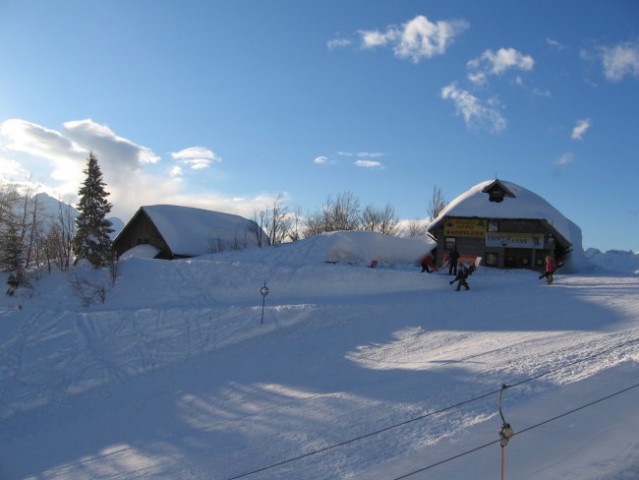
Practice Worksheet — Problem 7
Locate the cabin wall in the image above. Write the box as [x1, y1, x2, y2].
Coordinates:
[113, 211, 173, 259]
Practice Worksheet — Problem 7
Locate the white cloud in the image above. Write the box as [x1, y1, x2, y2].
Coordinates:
[555, 152, 574, 166]
[467, 48, 534, 85]
[0, 119, 87, 193]
[0, 118, 82, 162]
[327, 38, 352, 50]
[338, 151, 385, 158]
[571, 119, 591, 140]
[600, 42, 639, 82]
[0, 118, 282, 223]
[441, 83, 506, 133]
[545, 38, 565, 50]
[171, 146, 221, 170]
[318, 152, 385, 165]
[360, 29, 397, 48]
[169, 166, 183, 178]
[359, 15, 468, 63]
[169, 191, 279, 222]
[356, 151, 384, 158]
[0, 118, 178, 220]
[354, 159, 383, 168]
[63, 119, 161, 166]
[0, 156, 29, 180]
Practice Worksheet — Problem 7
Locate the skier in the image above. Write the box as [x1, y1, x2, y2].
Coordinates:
[449, 263, 474, 291]
[539, 255, 558, 284]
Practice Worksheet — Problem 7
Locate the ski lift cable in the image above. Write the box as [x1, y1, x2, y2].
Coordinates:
[392, 381, 639, 480]
[224, 336, 639, 480]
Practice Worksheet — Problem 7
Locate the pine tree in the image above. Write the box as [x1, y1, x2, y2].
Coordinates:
[2, 216, 25, 296]
[72, 152, 114, 268]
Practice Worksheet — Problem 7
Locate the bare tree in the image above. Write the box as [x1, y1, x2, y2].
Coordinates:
[361, 204, 399, 235]
[332, 191, 361, 231]
[40, 198, 75, 272]
[404, 219, 428, 238]
[265, 194, 291, 246]
[0, 183, 19, 227]
[288, 205, 303, 242]
[304, 191, 361, 237]
[427, 185, 447, 221]
[20, 192, 47, 268]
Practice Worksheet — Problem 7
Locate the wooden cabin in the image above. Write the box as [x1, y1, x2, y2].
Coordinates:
[113, 205, 266, 260]
[427, 180, 577, 271]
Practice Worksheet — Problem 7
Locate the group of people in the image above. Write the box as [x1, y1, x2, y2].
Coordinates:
[420, 247, 473, 291]
[421, 248, 559, 290]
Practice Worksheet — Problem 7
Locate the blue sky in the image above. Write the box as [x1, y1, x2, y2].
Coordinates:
[1, 0, 638, 251]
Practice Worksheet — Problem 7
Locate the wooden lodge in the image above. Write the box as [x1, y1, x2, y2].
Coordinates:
[427, 180, 575, 271]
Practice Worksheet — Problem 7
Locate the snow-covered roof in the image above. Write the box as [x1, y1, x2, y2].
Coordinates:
[429, 179, 586, 269]
[143, 205, 262, 257]
[431, 180, 576, 241]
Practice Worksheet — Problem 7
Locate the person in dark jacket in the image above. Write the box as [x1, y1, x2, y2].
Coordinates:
[448, 248, 460, 276]
[449, 263, 474, 291]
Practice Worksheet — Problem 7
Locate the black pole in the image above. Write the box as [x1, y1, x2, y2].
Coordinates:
[260, 282, 269, 324]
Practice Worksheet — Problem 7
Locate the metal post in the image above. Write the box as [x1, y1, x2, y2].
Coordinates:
[498, 384, 514, 480]
[260, 282, 269, 324]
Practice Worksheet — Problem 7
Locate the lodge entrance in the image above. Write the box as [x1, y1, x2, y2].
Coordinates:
[504, 248, 532, 269]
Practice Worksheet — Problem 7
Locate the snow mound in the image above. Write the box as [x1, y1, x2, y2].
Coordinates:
[209, 230, 437, 267]
[586, 248, 639, 275]
[120, 244, 160, 260]
[309, 231, 435, 265]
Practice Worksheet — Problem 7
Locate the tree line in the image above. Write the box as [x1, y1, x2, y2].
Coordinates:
[1, 152, 114, 297]
[259, 187, 447, 246]
[1, 151, 447, 297]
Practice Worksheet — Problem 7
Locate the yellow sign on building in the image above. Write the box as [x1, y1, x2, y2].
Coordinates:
[444, 218, 487, 237]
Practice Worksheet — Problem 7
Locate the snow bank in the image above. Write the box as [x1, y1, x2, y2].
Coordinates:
[119, 244, 160, 260]
[301, 231, 436, 265]
[204, 230, 436, 267]
[586, 248, 639, 275]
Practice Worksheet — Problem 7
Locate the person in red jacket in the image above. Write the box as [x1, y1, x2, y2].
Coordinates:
[421, 251, 435, 273]
[542, 255, 557, 284]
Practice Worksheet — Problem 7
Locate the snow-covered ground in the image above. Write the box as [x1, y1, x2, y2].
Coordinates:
[1, 233, 638, 480]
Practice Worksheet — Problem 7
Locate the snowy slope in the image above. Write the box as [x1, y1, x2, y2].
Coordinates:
[0, 234, 638, 480]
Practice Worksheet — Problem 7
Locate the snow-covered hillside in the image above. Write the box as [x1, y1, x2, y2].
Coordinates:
[1, 233, 638, 480]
